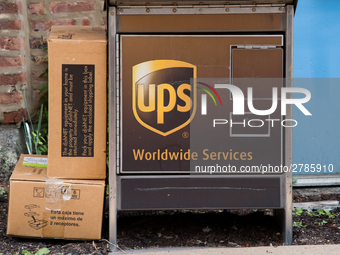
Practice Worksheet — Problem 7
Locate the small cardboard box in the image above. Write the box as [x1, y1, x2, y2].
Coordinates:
[48, 26, 107, 179]
[7, 155, 105, 240]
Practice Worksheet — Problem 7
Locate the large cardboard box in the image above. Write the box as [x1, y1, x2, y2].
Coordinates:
[7, 155, 105, 240]
[48, 26, 107, 179]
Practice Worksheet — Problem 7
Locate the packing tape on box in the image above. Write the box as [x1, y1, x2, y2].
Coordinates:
[42, 179, 72, 238]
[45, 179, 72, 211]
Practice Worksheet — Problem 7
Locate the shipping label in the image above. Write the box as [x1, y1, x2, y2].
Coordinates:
[61, 64, 95, 157]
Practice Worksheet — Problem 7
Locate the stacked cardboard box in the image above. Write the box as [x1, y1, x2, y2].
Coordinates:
[7, 155, 105, 239]
[7, 26, 107, 240]
[48, 26, 107, 179]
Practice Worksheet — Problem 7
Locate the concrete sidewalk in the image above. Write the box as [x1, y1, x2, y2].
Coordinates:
[111, 244, 340, 255]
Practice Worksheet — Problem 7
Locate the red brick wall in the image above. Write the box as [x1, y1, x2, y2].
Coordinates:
[0, 0, 107, 124]
[0, 0, 27, 123]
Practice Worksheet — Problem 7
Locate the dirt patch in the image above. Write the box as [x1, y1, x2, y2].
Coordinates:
[293, 193, 340, 202]
[0, 180, 339, 254]
[292, 208, 340, 245]
[117, 209, 281, 250]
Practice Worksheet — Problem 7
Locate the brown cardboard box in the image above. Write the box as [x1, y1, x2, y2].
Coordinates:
[48, 26, 107, 179]
[7, 155, 105, 240]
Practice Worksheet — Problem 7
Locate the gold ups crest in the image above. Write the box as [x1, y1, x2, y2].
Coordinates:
[133, 60, 197, 136]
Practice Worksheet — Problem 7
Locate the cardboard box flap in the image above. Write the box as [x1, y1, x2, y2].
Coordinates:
[48, 31, 107, 42]
[50, 25, 106, 34]
[10, 178, 105, 186]
[10, 155, 48, 182]
[11, 155, 105, 186]
[63, 179, 105, 186]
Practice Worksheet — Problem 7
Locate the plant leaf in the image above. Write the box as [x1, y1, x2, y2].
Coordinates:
[35, 248, 50, 255]
[40, 86, 48, 93]
[20, 87, 34, 133]
[35, 104, 44, 155]
[23, 122, 33, 154]
[324, 209, 331, 216]
[317, 209, 325, 215]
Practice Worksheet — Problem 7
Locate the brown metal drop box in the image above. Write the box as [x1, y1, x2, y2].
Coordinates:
[108, 0, 298, 249]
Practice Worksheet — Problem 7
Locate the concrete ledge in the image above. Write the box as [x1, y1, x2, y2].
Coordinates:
[110, 244, 340, 255]
[293, 200, 339, 211]
[293, 175, 340, 187]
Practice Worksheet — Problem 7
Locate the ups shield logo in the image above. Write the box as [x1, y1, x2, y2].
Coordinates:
[133, 60, 197, 136]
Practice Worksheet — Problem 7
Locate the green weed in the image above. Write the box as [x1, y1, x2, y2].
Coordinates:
[324, 209, 338, 219]
[293, 221, 307, 228]
[0, 187, 8, 197]
[292, 207, 303, 216]
[21, 60, 48, 155]
[308, 209, 337, 218]
[314, 220, 328, 226]
[22, 248, 50, 255]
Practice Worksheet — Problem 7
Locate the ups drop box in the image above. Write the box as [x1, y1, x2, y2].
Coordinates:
[7, 155, 105, 240]
[48, 26, 107, 179]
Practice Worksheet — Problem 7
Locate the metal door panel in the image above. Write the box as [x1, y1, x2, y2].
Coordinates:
[119, 35, 283, 173]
